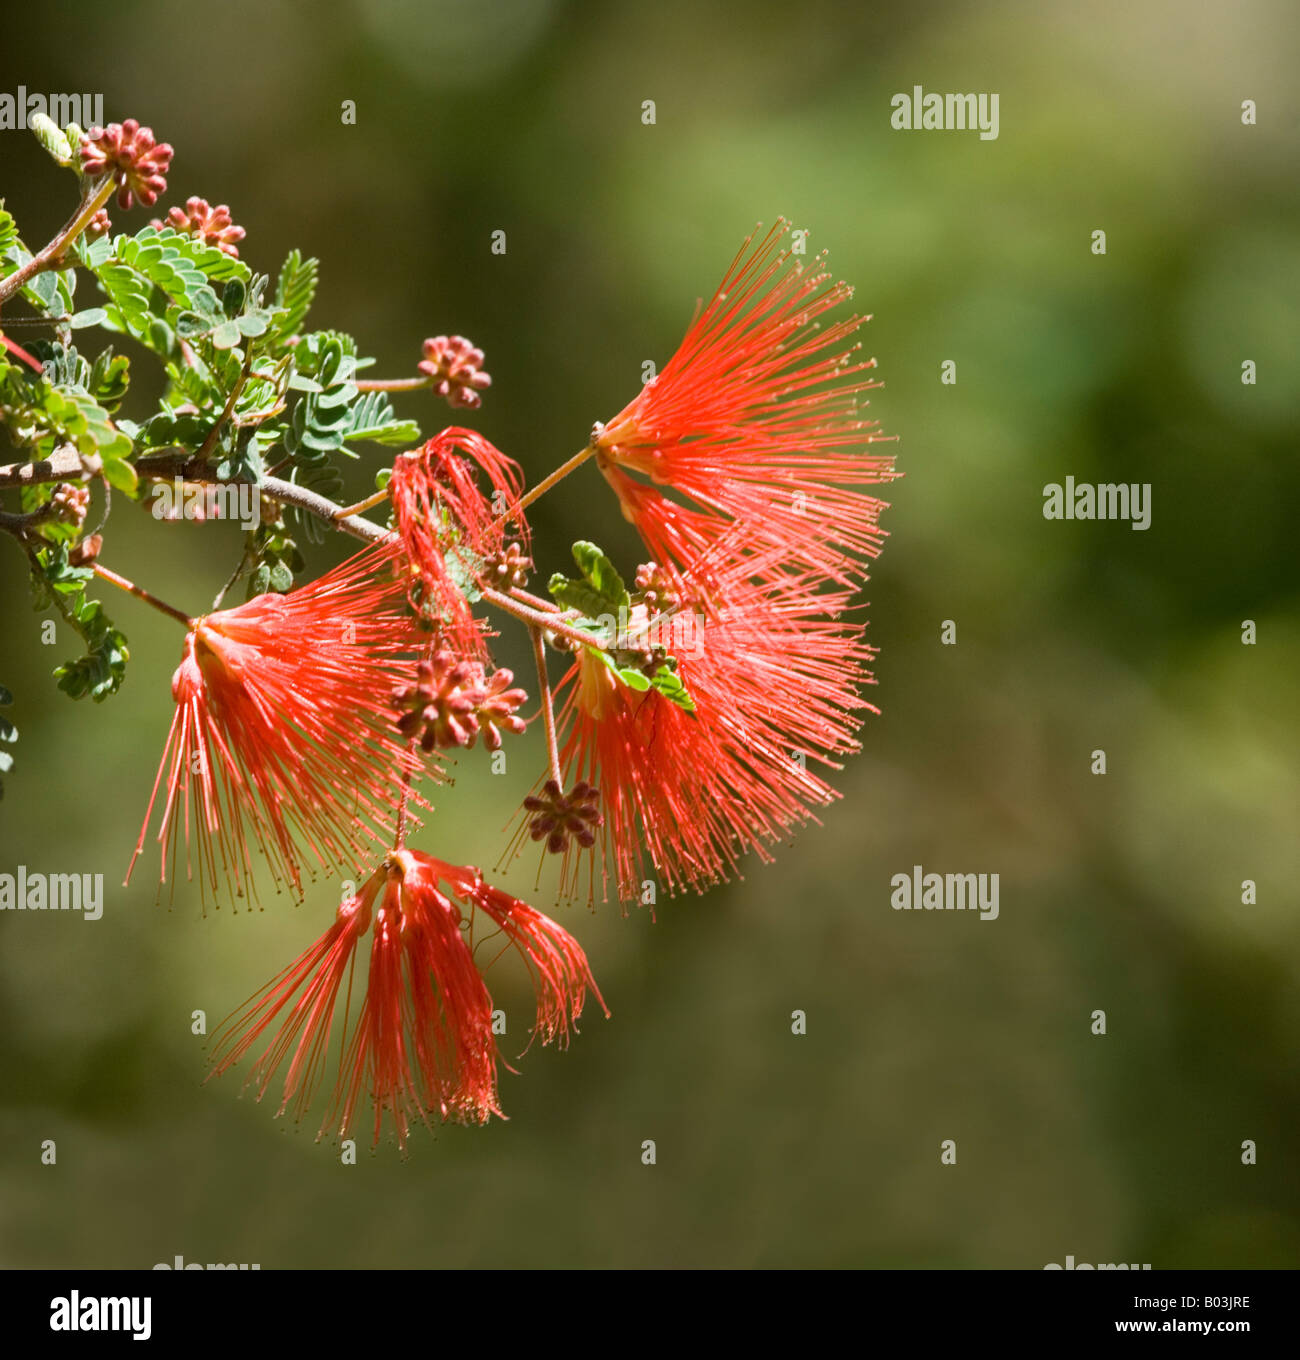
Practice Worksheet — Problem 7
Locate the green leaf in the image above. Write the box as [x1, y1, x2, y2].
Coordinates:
[213, 428, 264, 485]
[30, 546, 130, 702]
[592, 651, 697, 711]
[343, 391, 420, 446]
[543, 541, 698, 713]
[615, 665, 651, 691]
[29, 112, 74, 165]
[244, 518, 305, 600]
[648, 663, 696, 713]
[94, 227, 252, 355]
[271, 249, 318, 342]
[26, 342, 88, 388]
[546, 573, 609, 625]
[67, 307, 108, 329]
[88, 347, 129, 411]
[51, 385, 133, 461]
[174, 310, 212, 339]
[0, 213, 75, 318]
[28, 269, 60, 310]
[29, 112, 73, 165]
[284, 458, 344, 544]
[236, 309, 271, 338]
[96, 262, 152, 337]
[210, 318, 242, 350]
[73, 234, 112, 270]
[572, 541, 629, 607]
[221, 278, 247, 315]
[548, 539, 630, 619]
[101, 455, 138, 494]
[116, 225, 248, 288]
[0, 365, 133, 464]
[0, 209, 19, 257]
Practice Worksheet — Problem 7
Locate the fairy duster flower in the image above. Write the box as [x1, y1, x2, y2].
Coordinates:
[389, 427, 528, 658]
[129, 537, 435, 905]
[208, 850, 605, 1148]
[594, 218, 896, 585]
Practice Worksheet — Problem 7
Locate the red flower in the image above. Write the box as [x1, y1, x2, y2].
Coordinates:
[79, 120, 173, 211]
[155, 196, 245, 257]
[594, 218, 896, 584]
[545, 512, 875, 903]
[389, 428, 528, 659]
[207, 850, 605, 1148]
[128, 537, 434, 905]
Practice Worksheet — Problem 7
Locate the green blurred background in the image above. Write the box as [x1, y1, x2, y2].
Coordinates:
[1, 0, 1297, 1268]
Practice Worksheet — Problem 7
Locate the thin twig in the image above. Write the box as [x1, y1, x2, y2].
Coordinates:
[353, 376, 429, 393]
[194, 349, 254, 464]
[479, 584, 604, 653]
[261, 476, 391, 542]
[505, 442, 596, 520]
[92, 562, 192, 627]
[0, 177, 116, 309]
[0, 446, 101, 489]
[529, 626, 564, 788]
[334, 487, 390, 519]
[0, 504, 60, 534]
[212, 534, 257, 610]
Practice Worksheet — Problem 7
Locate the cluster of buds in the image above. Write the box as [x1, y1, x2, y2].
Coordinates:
[480, 541, 532, 591]
[154, 196, 245, 258]
[418, 335, 492, 410]
[86, 209, 112, 241]
[393, 650, 527, 753]
[633, 561, 680, 613]
[49, 483, 90, 527]
[79, 120, 173, 211]
[613, 598, 669, 677]
[523, 779, 602, 855]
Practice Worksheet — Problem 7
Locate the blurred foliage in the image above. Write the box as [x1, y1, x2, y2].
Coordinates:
[0, 0, 1297, 1268]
